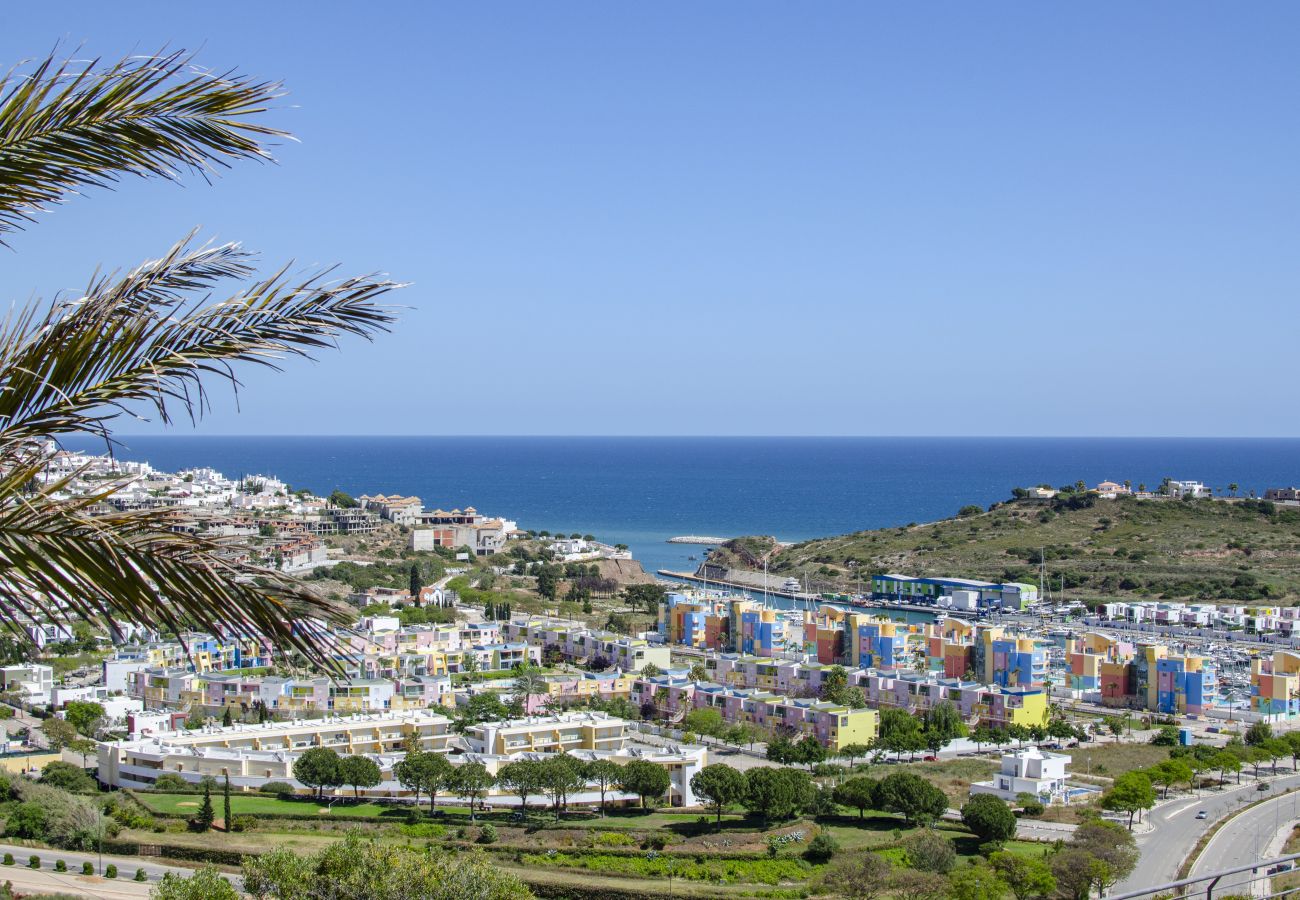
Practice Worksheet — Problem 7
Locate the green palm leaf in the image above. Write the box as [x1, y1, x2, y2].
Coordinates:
[0, 48, 403, 667]
[0, 49, 283, 238]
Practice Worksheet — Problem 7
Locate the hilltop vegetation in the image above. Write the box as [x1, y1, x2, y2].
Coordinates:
[723, 493, 1300, 605]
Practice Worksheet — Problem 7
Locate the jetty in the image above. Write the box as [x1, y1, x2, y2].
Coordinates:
[667, 535, 730, 545]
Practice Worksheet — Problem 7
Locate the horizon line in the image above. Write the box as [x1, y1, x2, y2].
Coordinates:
[96, 433, 1300, 441]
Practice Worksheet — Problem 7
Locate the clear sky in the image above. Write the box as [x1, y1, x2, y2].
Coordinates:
[2, 4, 1297, 437]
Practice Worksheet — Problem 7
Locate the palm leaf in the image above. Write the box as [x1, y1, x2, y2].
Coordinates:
[0, 234, 400, 445]
[0, 48, 284, 238]
[0, 47, 404, 666]
[0, 452, 348, 668]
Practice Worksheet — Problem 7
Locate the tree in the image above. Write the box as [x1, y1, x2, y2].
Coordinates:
[838, 743, 871, 767]
[961, 794, 1017, 844]
[641, 662, 662, 679]
[195, 780, 215, 833]
[923, 700, 963, 751]
[1102, 771, 1156, 828]
[624, 583, 667, 619]
[339, 755, 382, 800]
[222, 707, 234, 728]
[1245, 721, 1273, 746]
[1150, 724, 1180, 746]
[766, 734, 797, 764]
[540, 754, 586, 821]
[449, 762, 495, 822]
[63, 701, 106, 737]
[889, 869, 949, 900]
[948, 864, 1008, 900]
[241, 832, 531, 900]
[1284, 731, 1300, 770]
[828, 852, 893, 900]
[497, 760, 546, 813]
[0, 51, 399, 666]
[619, 759, 671, 810]
[66, 738, 97, 771]
[292, 748, 342, 800]
[877, 772, 948, 826]
[683, 707, 724, 738]
[4, 803, 47, 840]
[153, 866, 239, 900]
[901, 828, 957, 874]
[40, 716, 77, 751]
[744, 767, 814, 826]
[584, 759, 624, 817]
[690, 764, 748, 829]
[1068, 820, 1139, 896]
[793, 734, 828, 765]
[38, 761, 93, 792]
[833, 776, 878, 819]
[1212, 749, 1242, 786]
[536, 565, 559, 601]
[408, 563, 423, 600]
[1150, 759, 1194, 799]
[990, 851, 1056, 900]
[1260, 737, 1290, 774]
[223, 774, 232, 832]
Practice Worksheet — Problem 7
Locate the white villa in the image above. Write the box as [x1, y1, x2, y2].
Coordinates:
[971, 747, 1071, 804]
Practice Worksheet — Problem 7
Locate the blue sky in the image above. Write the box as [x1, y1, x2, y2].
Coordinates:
[2, 3, 1297, 436]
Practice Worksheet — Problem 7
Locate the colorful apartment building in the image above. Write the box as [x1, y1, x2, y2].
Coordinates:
[926, 619, 978, 678]
[855, 669, 1050, 730]
[502, 616, 672, 672]
[521, 671, 634, 714]
[1146, 647, 1215, 715]
[629, 673, 877, 751]
[658, 593, 798, 657]
[1252, 651, 1300, 718]
[801, 607, 917, 667]
[982, 630, 1048, 689]
[1066, 632, 1134, 701]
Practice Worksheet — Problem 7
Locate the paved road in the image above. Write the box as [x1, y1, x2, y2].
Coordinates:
[1188, 791, 1300, 897]
[0, 840, 237, 899]
[1115, 773, 1300, 894]
[0, 865, 152, 898]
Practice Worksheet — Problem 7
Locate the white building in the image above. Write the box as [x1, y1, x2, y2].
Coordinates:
[465, 711, 627, 756]
[1166, 480, 1210, 499]
[0, 664, 54, 705]
[971, 747, 1071, 804]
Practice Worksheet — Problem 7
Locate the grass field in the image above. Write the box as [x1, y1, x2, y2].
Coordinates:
[1063, 741, 1171, 778]
[136, 792, 405, 818]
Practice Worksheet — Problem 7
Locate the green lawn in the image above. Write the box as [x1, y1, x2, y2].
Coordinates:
[136, 792, 403, 818]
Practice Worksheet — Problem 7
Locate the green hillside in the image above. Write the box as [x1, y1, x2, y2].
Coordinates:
[749, 493, 1300, 605]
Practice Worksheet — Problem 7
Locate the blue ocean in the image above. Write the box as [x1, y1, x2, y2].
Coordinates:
[60, 436, 1300, 574]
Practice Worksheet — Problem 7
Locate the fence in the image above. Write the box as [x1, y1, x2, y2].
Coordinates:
[1111, 853, 1300, 900]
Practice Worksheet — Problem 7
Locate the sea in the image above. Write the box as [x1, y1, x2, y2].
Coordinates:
[59, 436, 1300, 576]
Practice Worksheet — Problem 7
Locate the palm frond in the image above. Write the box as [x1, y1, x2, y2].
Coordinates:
[0, 48, 284, 238]
[0, 452, 349, 669]
[0, 234, 401, 445]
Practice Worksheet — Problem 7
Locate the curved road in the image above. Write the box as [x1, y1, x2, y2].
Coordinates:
[1115, 772, 1300, 894]
[1188, 790, 1300, 898]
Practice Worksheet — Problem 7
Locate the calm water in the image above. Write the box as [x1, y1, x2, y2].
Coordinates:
[62, 436, 1300, 574]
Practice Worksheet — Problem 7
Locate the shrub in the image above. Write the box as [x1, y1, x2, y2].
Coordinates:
[1020, 800, 1046, 817]
[82, 861, 94, 875]
[28, 855, 39, 869]
[1, 853, 11, 865]
[55, 859, 66, 872]
[261, 781, 295, 796]
[152, 773, 191, 792]
[106, 863, 118, 878]
[135, 867, 148, 881]
[643, 833, 669, 851]
[478, 823, 498, 844]
[230, 815, 257, 832]
[803, 833, 838, 863]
